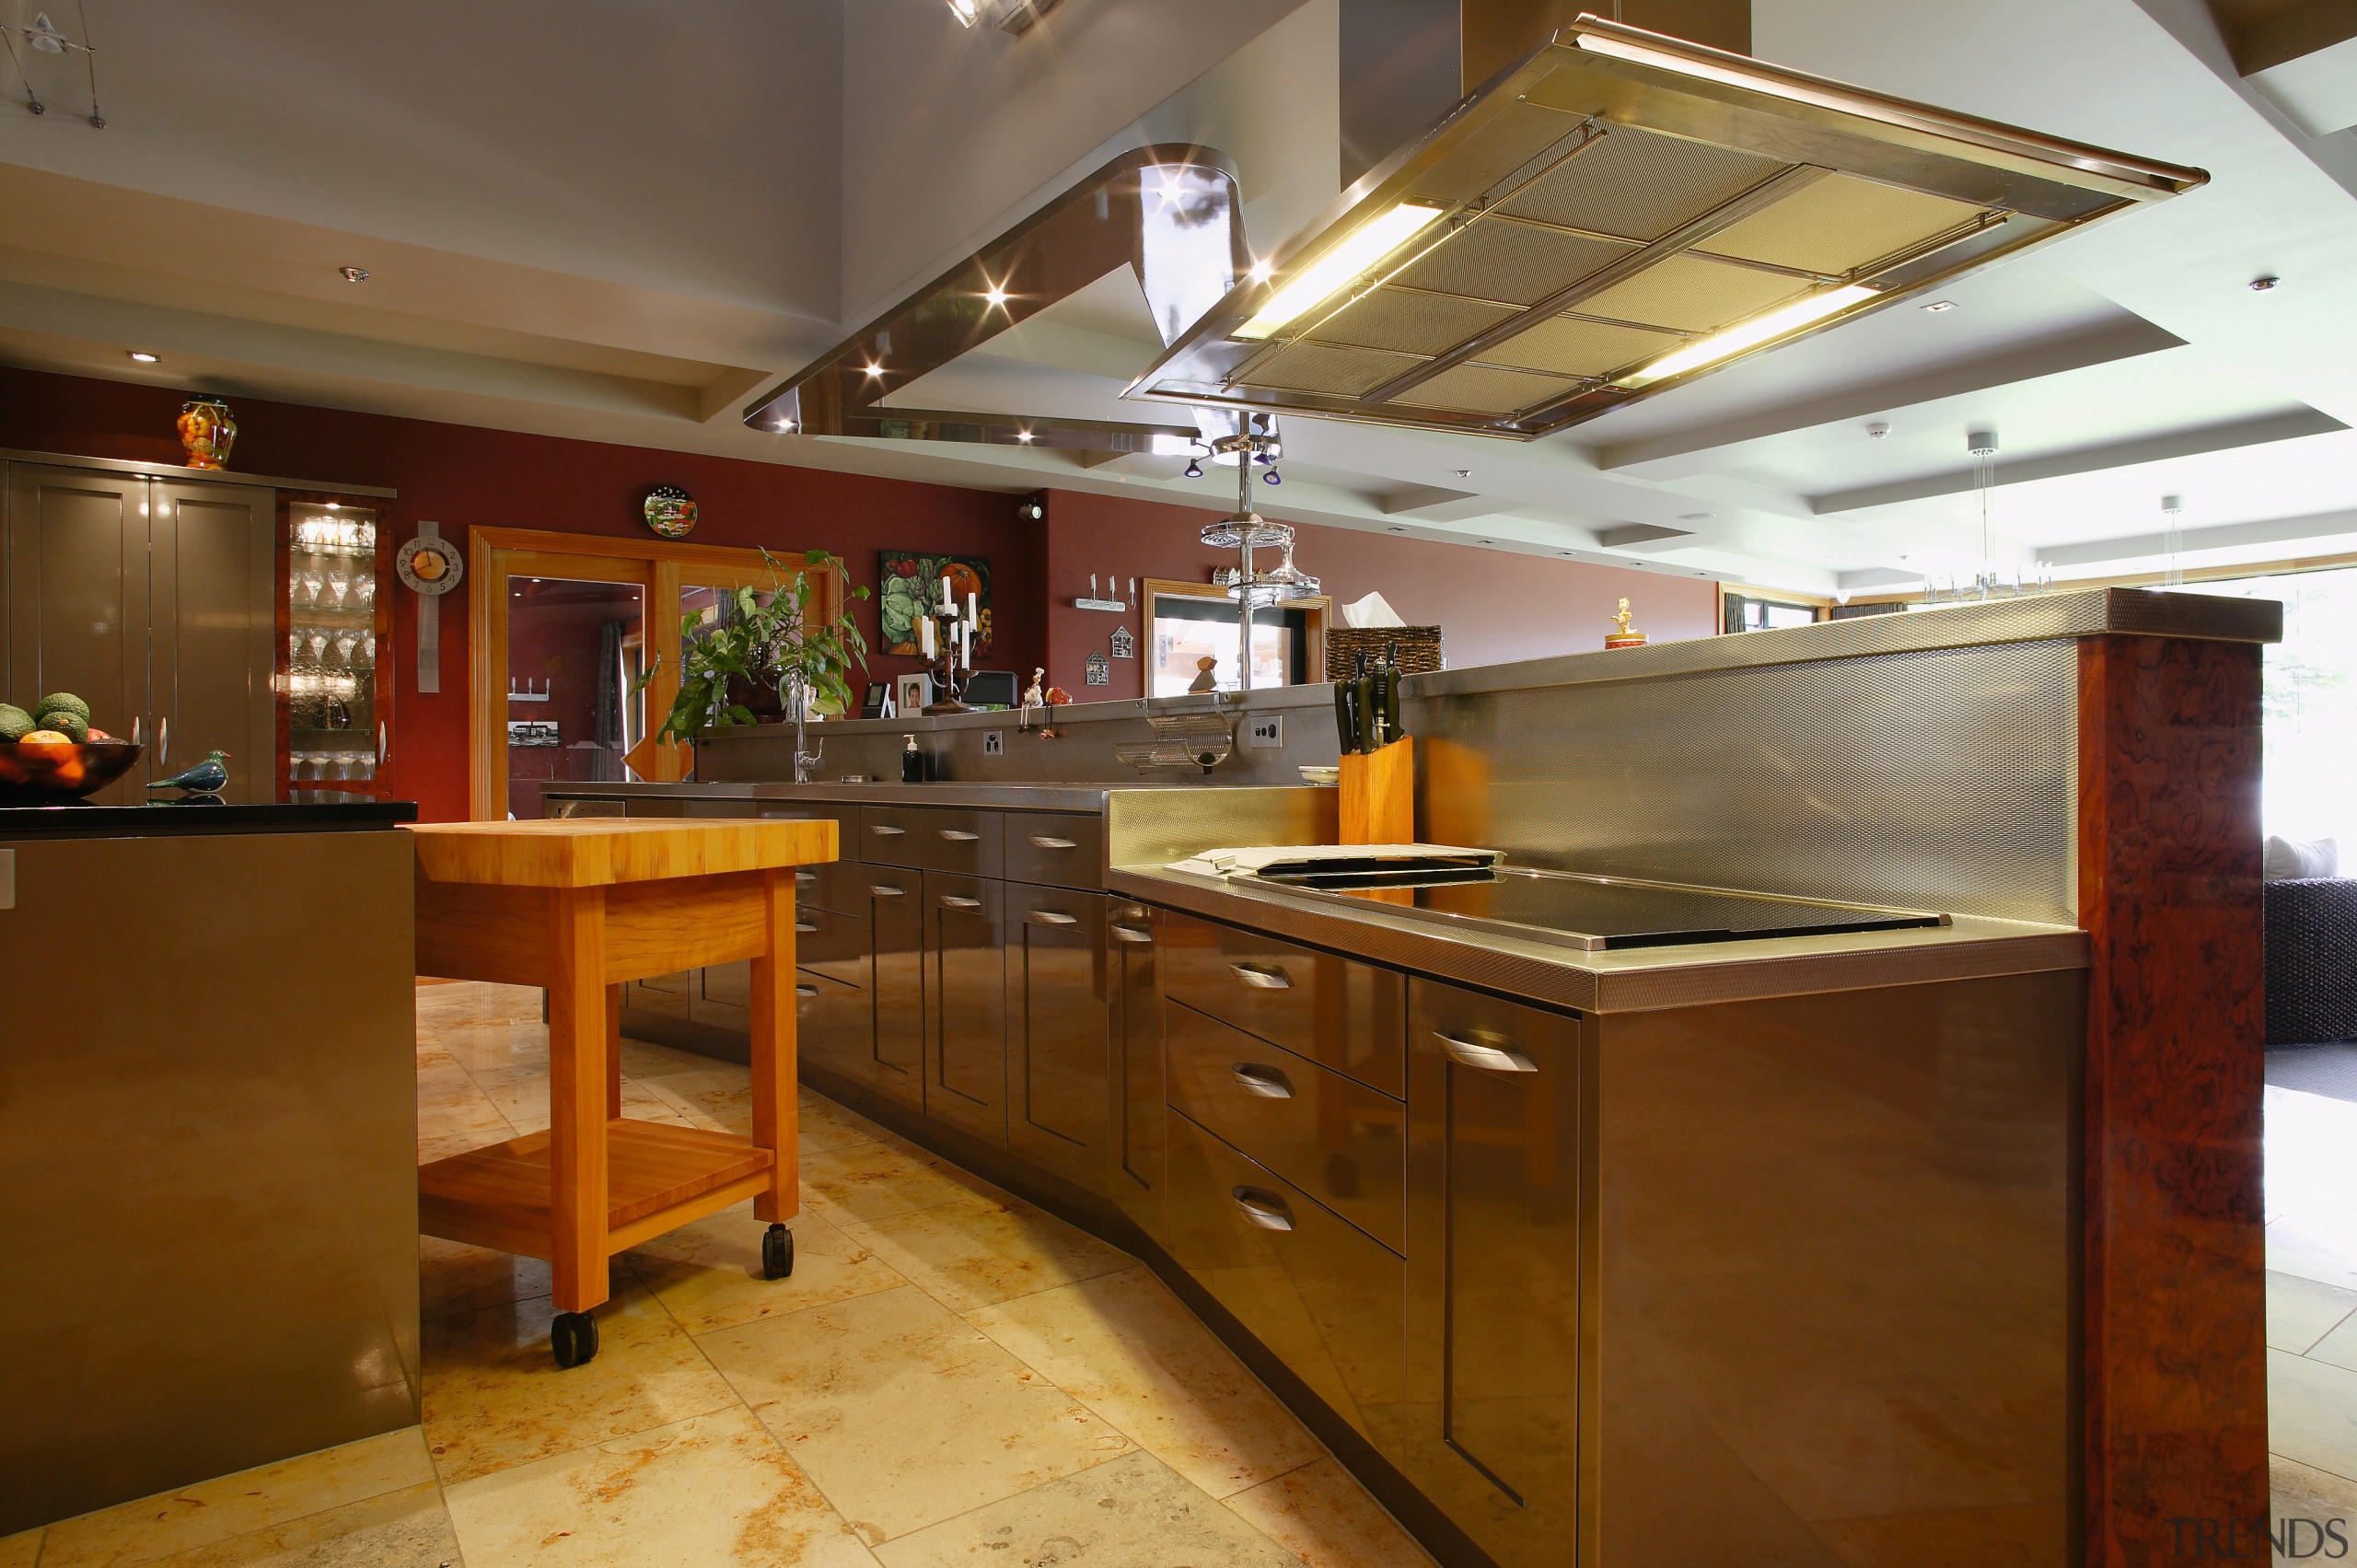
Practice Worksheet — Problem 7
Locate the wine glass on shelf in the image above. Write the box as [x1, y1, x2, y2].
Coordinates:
[356, 575, 377, 608]
[326, 571, 351, 608]
[307, 628, 331, 663]
[358, 633, 377, 667]
[332, 631, 358, 667]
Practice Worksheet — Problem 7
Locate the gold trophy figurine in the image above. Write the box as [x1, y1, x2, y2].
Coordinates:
[1605, 597, 1647, 649]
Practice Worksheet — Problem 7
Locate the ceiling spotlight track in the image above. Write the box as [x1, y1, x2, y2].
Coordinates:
[1, 4, 104, 125]
[743, 144, 1263, 459]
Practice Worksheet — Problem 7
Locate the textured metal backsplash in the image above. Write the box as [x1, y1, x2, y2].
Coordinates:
[1413, 640, 2078, 924]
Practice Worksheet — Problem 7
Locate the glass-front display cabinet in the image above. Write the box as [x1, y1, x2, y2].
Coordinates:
[278, 493, 396, 801]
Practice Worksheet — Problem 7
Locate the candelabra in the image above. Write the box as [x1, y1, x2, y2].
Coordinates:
[916, 583, 980, 714]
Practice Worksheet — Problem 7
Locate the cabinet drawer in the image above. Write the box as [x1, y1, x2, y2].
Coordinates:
[1159, 912, 1405, 1097]
[1166, 1001, 1404, 1253]
[861, 805, 1003, 877]
[1162, 1110, 1405, 1459]
[1004, 812, 1103, 890]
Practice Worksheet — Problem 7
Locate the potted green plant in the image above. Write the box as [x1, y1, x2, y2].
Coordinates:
[641, 549, 869, 782]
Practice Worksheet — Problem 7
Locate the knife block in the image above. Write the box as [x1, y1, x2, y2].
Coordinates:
[1339, 736, 1414, 845]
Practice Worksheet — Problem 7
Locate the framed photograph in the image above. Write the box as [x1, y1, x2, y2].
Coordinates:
[860, 681, 894, 719]
[894, 672, 934, 715]
[880, 552, 993, 657]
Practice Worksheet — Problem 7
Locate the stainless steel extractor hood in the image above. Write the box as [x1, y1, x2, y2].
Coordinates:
[1123, 15, 2208, 440]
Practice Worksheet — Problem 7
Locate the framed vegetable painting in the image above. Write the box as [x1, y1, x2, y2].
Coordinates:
[879, 552, 993, 656]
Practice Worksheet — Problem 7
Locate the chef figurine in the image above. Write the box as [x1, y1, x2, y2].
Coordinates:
[1605, 597, 1647, 649]
[1021, 668, 1046, 709]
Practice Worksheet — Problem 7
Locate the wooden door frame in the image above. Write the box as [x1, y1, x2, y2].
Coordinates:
[468, 526, 844, 820]
[1142, 577, 1329, 690]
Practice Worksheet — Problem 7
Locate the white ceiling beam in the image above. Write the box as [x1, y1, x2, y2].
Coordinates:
[1808, 409, 2348, 514]
[2039, 505, 2357, 567]
[1593, 320, 2186, 479]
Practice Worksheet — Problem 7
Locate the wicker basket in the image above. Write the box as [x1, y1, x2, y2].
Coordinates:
[1327, 625, 1443, 678]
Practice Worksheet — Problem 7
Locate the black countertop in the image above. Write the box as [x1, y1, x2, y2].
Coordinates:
[0, 800, 419, 839]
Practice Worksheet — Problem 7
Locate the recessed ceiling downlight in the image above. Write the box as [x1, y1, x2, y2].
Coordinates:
[127, 350, 158, 363]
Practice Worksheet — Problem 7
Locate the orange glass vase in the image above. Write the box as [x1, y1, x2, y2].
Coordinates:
[177, 397, 238, 470]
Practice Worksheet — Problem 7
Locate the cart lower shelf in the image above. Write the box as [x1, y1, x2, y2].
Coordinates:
[418, 1118, 777, 1259]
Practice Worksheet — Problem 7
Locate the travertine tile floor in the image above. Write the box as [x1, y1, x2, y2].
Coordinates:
[0, 981, 1434, 1567]
[15, 985, 2357, 1564]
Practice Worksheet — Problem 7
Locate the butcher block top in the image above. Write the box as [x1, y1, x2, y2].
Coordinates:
[405, 818, 838, 888]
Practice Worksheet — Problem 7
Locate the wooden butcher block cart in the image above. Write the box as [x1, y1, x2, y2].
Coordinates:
[405, 818, 835, 1366]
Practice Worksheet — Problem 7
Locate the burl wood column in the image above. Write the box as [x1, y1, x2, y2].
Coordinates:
[2078, 634, 2268, 1564]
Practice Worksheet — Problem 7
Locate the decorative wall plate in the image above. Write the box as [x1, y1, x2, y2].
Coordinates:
[644, 484, 698, 539]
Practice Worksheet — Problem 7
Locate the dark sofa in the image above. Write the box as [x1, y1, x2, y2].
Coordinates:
[2267, 877, 2357, 1046]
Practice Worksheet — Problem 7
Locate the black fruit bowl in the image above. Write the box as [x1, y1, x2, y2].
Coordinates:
[0, 739, 145, 800]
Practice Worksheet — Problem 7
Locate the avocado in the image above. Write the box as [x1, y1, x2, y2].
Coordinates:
[0, 703, 31, 743]
[36, 710, 88, 743]
[33, 692, 90, 724]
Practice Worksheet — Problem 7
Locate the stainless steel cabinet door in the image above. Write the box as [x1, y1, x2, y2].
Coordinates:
[149, 480, 274, 801]
[1004, 885, 1109, 1190]
[3, 464, 153, 804]
[866, 868, 924, 1112]
[923, 871, 1007, 1145]
[1405, 981, 1585, 1568]
[1109, 900, 1165, 1235]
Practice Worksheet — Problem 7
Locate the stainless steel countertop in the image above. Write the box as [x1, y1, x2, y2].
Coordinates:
[1109, 864, 2088, 1016]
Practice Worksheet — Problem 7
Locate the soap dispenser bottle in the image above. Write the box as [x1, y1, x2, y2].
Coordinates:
[900, 734, 923, 784]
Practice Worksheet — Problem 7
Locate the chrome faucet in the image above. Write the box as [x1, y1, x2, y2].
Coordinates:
[790, 677, 823, 784]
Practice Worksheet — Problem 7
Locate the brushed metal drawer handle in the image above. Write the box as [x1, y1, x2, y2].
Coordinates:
[1230, 1187, 1295, 1232]
[1027, 910, 1079, 926]
[869, 884, 907, 899]
[940, 894, 984, 910]
[1230, 962, 1292, 990]
[870, 824, 907, 836]
[1230, 1063, 1295, 1098]
[939, 829, 982, 842]
[795, 920, 820, 934]
[1029, 835, 1078, 850]
[1110, 923, 1154, 945]
[796, 984, 819, 998]
[1434, 1031, 1538, 1074]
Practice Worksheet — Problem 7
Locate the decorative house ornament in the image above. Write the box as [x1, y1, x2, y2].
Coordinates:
[642, 484, 698, 540]
[1110, 624, 1135, 659]
[1085, 650, 1110, 686]
[1605, 598, 1646, 649]
[176, 397, 237, 470]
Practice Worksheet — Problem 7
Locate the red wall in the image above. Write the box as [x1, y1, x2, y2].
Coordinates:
[1039, 487, 1718, 702]
[0, 366, 1045, 819]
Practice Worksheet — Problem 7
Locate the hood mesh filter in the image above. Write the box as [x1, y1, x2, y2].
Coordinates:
[1477, 313, 1678, 377]
[1387, 221, 1631, 307]
[1240, 341, 1422, 396]
[1698, 175, 1989, 274]
[1572, 253, 1814, 333]
[1497, 126, 1786, 240]
[1304, 287, 1520, 355]
[1395, 363, 1589, 415]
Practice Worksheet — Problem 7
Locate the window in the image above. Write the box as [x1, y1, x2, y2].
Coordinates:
[1145, 580, 1327, 696]
[1723, 590, 1824, 633]
[2189, 568, 2355, 843]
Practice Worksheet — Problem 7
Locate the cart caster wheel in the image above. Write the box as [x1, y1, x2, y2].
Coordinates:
[762, 1224, 795, 1281]
[551, 1311, 599, 1369]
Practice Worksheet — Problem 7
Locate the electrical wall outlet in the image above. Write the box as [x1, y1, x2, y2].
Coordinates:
[983, 730, 1004, 756]
[1247, 715, 1283, 749]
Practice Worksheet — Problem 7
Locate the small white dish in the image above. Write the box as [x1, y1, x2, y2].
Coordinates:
[1298, 766, 1341, 786]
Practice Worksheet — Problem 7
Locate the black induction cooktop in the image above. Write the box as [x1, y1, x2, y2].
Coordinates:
[1246, 864, 1947, 952]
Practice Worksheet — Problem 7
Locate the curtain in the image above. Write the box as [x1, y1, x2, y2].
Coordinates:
[594, 619, 625, 780]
